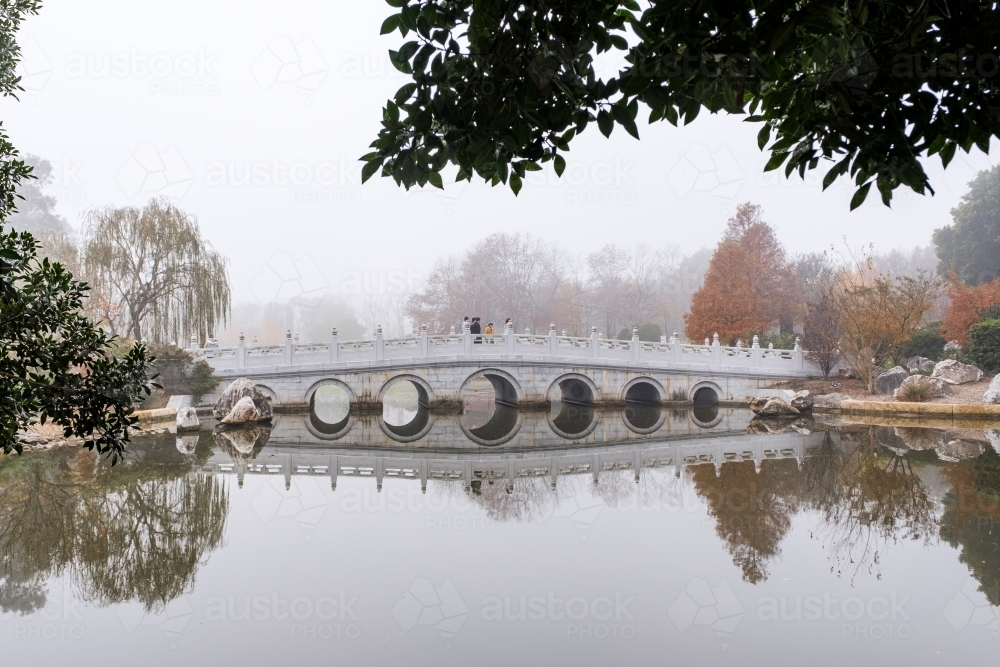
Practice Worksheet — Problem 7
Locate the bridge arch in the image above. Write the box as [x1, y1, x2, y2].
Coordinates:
[620, 377, 665, 404]
[460, 368, 521, 406]
[690, 380, 722, 407]
[548, 373, 600, 405]
[377, 374, 434, 407]
[305, 378, 357, 406]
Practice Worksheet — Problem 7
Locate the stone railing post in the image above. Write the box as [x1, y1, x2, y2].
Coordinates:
[548, 322, 558, 356]
[375, 325, 385, 360]
[505, 322, 516, 355]
[237, 332, 246, 369]
[190, 333, 198, 351]
[462, 321, 471, 354]
[590, 325, 599, 359]
[671, 329, 681, 363]
[330, 327, 339, 363]
[631, 327, 640, 362]
[712, 333, 721, 366]
[284, 330, 293, 366]
[751, 334, 762, 367]
[793, 336, 804, 370]
[420, 323, 429, 356]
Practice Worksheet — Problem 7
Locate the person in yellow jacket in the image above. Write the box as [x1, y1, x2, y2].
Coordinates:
[484, 322, 494, 343]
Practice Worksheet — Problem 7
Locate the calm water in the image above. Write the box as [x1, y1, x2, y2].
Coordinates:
[3, 397, 1000, 666]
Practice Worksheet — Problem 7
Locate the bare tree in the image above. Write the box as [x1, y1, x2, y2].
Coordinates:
[406, 233, 565, 332]
[81, 199, 231, 344]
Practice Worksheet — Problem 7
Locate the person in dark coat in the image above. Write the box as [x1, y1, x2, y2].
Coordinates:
[470, 317, 482, 343]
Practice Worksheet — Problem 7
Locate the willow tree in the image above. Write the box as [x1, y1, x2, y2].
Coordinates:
[82, 198, 231, 344]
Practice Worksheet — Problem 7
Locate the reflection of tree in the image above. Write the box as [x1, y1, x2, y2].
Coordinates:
[941, 446, 1000, 605]
[466, 477, 555, 523]
[690, 459, 803, 584]
[803, 429, 935, 581]
[0, 434, 228, 613]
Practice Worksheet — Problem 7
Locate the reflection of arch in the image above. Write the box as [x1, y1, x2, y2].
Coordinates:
[547, 402, 599, 440]
[548, 373, 600, 405]
[622, 404, 666, 435]
[377, 374, 434, 407]
[304, 411, 355, 440]
[306, 379, 355, 440]
[621, 377, 665, 404]
[690, 405, 723, 429]
[460, 369, 522, 406]
[377, 412, 434, 443]
[690, 381, 722, 407]
[459, 405, 524, 446]
[304, 378, 357, 405]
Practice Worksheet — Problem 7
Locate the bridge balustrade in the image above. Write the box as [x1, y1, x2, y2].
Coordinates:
[197, 326, 809, 375]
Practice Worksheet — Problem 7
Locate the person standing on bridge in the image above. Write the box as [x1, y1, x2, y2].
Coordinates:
[484, 321, 494, 343]
[470, 316, 482, 343]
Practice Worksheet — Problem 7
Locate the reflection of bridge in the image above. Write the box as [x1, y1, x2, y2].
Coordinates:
[271, 405, 753, 449]
[197, 325, 822, 410]
[197, 427, 825, 491]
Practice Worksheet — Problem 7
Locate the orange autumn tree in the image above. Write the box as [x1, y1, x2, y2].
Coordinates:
[684, 203, 796, 344]
[942, 272, 1000, 345]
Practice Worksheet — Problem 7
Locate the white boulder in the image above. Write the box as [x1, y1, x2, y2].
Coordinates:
[984, 375, 1000, 404]
[176, 406, 200, 432]
[213, 377, 273, 421]
[932, 359, 984, 385]
[221, 396, 261, 425]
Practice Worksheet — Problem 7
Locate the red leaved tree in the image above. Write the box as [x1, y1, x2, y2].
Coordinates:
[941, 272, 1000, 344]
[684, 203, 796, 344]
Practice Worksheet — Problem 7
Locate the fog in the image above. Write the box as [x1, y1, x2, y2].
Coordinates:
[3, 0, 995, 305]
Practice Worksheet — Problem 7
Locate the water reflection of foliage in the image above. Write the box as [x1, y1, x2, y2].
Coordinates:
[941, 446, 1000, 605]
[434, 467, 687, 523]
[690, 459, 803, 584]
[0, 434, 228, 615]
[804, 429, 936, 581]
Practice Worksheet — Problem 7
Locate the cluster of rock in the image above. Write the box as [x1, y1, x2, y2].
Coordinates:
[877, 425, 996, 462]
[213, 378, 273, 427]
[746, 390, 814, 416]
[905, 356, 935, 374]
[873, 359, 986, 398]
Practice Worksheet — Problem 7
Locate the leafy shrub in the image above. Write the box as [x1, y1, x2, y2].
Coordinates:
[146, 344, 219, 402]
[898, 320, 946, 362]
[966, 319, 1000, 373]
[758, 331, 796, 350]
[618, 323, 664, 342]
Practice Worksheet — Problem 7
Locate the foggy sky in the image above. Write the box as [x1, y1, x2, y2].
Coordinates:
[3, 0, 996, 303]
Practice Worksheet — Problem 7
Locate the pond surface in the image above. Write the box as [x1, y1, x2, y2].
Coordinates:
[3, 400, 1000, 666]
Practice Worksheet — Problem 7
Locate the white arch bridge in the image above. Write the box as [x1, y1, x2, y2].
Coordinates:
[196, 325, 825, 411]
